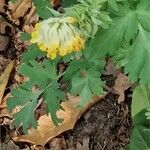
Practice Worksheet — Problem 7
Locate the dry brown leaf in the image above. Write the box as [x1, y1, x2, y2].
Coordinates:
[0, 35, 10, 52]
[51, 0, 61, 7]
[9, 0, 32, 19]
[13, 96, 103, 146]
[0, 93, 11, 109]
[8, 0, 38, 33]
[24, 5, 36, 24]
[113, 73, 131, 103]
[0, 21, 11, 52]
[0, 21, 9, 34]
[0, 61, 14, 104]
[0, 0, 5, 13]
[104, 59, 119, 77]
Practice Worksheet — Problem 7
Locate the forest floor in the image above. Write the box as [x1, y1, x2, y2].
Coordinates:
[0, 1, 132, 149]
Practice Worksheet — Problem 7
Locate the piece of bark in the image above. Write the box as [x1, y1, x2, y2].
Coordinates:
[0, 35, 10, 52]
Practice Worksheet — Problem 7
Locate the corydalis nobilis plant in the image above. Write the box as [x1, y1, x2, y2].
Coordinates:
[7, 0, 110, 132]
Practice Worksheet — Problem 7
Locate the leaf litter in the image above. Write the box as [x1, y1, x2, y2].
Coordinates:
[0, 60, 14, 102]
[113, 73, 132, 104]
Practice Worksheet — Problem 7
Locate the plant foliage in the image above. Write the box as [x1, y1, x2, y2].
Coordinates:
[7, 0, 150, 148]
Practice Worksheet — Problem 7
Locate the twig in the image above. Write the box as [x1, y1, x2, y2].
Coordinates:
[103, 85, 118, 95]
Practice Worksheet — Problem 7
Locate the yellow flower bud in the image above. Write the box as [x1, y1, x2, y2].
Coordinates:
[31, 17, 85, 59]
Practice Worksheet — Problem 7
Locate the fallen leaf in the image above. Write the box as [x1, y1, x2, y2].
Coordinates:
[0, 61, 14, 104]
[24, 4, 36, 24]
[113, 73, 131, 103]
[0, 35, 10, 52]
[0, 93, 11, 109]
[0, 21, 9, 34]
[13, 96, 103, 146]
[8, 0, 38, 33]
[0, 21, 11, 52]
[0, 56, 8, 71]
[9, 0, 32, 19]
[104, 59, 119, 77]
[0, 0, 5, 13]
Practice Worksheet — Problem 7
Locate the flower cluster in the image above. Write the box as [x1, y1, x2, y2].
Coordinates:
[31, 17, 85, 59]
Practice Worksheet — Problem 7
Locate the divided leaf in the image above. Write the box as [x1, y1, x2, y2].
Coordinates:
[131, 84, 150, 118]
[125, 26, 150, 86]
[71, 68, 104, 106]
[108, 0, 118, 11]
[129, 126, 150, 150]
[136, 0, 150, 31]
[20, 32, 31, 41]
[108, 0, 125, 11]
[7, 59, 64, 132]
[21, 44, 45, 63]
[43, 81, 65, 126]
[32, 0, 53, 19]
[19, 60, 57, 88]
[62, 0, 79, 7]
[129, 109, 150, 150]
[111, 42, 129, 68]
[7, 88, 39, 133]
[90, 3, 138, 56]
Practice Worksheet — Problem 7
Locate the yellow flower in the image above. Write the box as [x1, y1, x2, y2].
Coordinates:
[31, 17, 85, 59]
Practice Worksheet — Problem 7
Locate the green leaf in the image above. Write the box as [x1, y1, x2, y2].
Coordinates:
[129, 109, 150, 150]
[71, 68, 104, 106]
[125, 26, 150, 86]
[90, 4, 138, 56]
[7, 88, 39, 133]
[131, 84, 150, 117]
[19, 60, 57, 88]
[7, 59, 65, 131]
[21, 44, 45, 62]
[136, 0, 150, 31]
[112, 42, 129, 68]
[129, 126, 150, 150]
[64, 59, 89, 81]
[108, 0, 118, 11]
[133, 109, 150, 127]
[32, 0, 53, 19]
[145, 108, 150, 120]
[20, 32, 31, 41]
[62, 0, 79, 7]
[83, 43, 106, 70]
[7, 89, 38, 111]
[43, 81, 65, 126]
[9, 0, 17, 3]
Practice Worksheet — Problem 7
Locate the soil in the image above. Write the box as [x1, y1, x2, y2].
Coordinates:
[64, 92, 131, 150]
